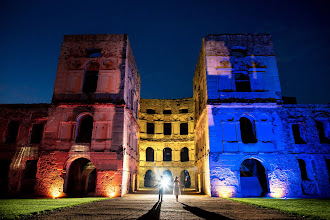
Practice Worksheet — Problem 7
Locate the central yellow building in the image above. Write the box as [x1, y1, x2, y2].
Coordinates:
[138, 98, 195, 190]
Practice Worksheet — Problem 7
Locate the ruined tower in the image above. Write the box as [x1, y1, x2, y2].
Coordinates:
[194, 34, 330, 198]
[35, 34, 140, 197]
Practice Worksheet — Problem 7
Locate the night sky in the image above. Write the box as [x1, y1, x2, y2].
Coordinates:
[0, 0, 329, 104]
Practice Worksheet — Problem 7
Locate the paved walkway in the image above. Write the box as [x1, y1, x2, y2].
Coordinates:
[31, 189, 303, 220]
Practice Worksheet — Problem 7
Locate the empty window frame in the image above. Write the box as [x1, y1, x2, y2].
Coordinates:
[146, 109, 155, 114]
[240, 117, 257, 143]
[180, 147, 189, 162]
[82, 70, 99, 93]
[315, 121, 330, 144]
[235, 73, 251, 92]
[4, 121, 19, 144]
[163, 148, 172, 161]
[298, 159, 309, 181]
[30, 124, 44, 144]
[292, 124, 306, 144]
[146, 147, 154, 162]
[147, 123, 155, 134]
[76, 115, 94, 143]
[86, 48, 101, 58]
[179, 109, 189, 113]
[163, 110, 172, 114]
[325, 158, 330, 182]
[180, 123, 188, 135]
[24, 160, 38, 179]
[164, 123, 171, 135]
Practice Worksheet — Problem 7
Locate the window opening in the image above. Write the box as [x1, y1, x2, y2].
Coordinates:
[146, 109, 155, 114]
[5, 121, 19, 144]
[76, 115, 93, 143]
[326, 158, 330, 183]
[298, 159, 308, 180]
[315, 121, 330, 144]
[180, 109, 188, 113]
[164, 123, 171, 135]
[86, 48, 101, 58]
[292, 124, 306, 144]
[82, 71, 99, 93]
[240, 117, 257, 143]
[163, 110, 172, 114]
[146, 147, 154, 162]
[30, 124, 44, 144]
[180, 123, 188, 135]
[163, 148, 172, 161]
[235, 73, 251, 92]
[24, 160, 38, 179]
[147, 123, 155, 134]
[180, 147, 189, 162]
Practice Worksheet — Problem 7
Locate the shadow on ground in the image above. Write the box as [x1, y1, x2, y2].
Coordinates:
[138, 201, 161, 219]
[180, 202, 233, 220]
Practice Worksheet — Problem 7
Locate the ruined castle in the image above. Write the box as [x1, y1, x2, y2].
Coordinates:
[0, 34, 329, 198]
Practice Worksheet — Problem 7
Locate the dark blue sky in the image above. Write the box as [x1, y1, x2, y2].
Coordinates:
[0, 0, 329, 104]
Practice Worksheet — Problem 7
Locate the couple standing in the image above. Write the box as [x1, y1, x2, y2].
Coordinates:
[158, 176, 182, 202]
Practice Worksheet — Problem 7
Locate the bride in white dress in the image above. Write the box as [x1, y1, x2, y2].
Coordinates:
[173, 176, 181, 202]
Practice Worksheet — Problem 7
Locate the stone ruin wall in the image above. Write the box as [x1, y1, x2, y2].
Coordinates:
[208, 104, 330, 198]
[138, 98, 196, 189]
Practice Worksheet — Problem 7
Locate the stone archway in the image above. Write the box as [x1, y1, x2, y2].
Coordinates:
[144, 170, 155, 187]
[180, 170, 191, 188]
[65, 158, 96, 197]
[240, 159, 268, 197]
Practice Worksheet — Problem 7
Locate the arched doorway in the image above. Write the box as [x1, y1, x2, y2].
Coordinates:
[163, 170, 173, 185]
[66, 158, 96, 197]
[144, 170, 155, 187]
[240, 159, 268, 197]
[180, 170, 191, 188]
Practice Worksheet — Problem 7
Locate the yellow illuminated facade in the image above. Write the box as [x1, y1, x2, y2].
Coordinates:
[138, 98, 196, 189]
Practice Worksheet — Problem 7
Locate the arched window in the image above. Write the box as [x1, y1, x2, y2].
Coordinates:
[146, 147, 154, 162]
[235, 73, 251, 92]
[76, 115, 93, 143]
[163, 148, 172, 161]
[180, 147, 189, 162]
[83, 61, 99, 93]
[5, 121, 19, 144]
[240, 117, 257, 143]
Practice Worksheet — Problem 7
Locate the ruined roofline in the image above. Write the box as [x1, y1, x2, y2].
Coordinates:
[205, 33, 271, 39]
[140, 97, 193, 101]
[0, 103, 51, 108]
[63, 34, 128, 42]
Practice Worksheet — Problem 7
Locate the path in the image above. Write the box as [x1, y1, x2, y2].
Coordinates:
[30, 189, 303, 219]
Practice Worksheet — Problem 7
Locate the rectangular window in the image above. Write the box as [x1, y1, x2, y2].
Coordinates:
[292, 124, 306, 144]
[315, 121, 330, 144]
[30, 124, 44, 144]
[179, 109, 189, 113]
[326, 158, 330, 183]
[163, 110, 172, 114]
[5, 121, 19, 144]
[24, 160, 38, 179]
[147, 123, 155, 134]
[146, 109, 155, 114]
[298, 159, 308, 180]
[180, 123, 188, 135]
[164, 123, 171, 135]
[86, 48, 101, 58]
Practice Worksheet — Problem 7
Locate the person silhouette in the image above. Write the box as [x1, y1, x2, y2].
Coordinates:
[158, 175, 164, 202]
[173, 176, 181, 202]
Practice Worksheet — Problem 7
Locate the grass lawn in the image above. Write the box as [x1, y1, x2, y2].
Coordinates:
[229, 198, 330, 219]
[0, 197, 109, 219]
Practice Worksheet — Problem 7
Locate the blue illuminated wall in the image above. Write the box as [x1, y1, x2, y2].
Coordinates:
[194, 34, 330, 198]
